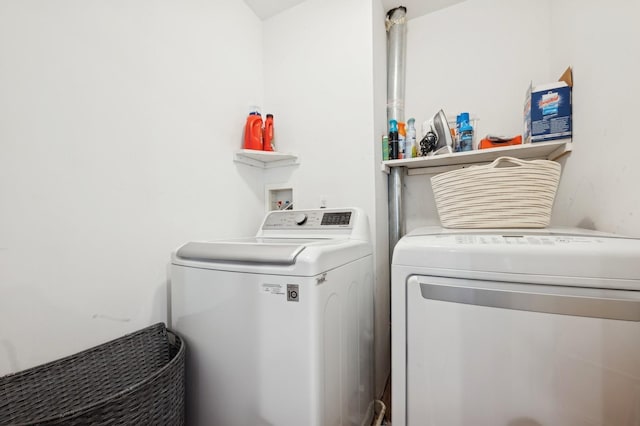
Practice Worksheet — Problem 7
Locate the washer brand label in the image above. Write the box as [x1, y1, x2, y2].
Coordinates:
[261, 283, 285, 295]
[287, 284, 299, 302]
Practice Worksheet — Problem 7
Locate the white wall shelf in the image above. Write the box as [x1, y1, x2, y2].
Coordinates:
[234, 149, 299, 169]
[381, 140, 572, 175]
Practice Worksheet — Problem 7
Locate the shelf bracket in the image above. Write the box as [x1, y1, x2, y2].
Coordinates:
[547, 143, 573, 161]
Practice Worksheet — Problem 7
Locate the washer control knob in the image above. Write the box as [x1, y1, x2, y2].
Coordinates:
[294, 213, 307, 225]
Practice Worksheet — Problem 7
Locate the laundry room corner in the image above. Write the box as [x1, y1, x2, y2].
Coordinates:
[0, 0, 269, 375]
[262, 0, 391, 397]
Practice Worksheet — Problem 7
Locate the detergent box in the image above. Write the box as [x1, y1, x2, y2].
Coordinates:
[524, 67, 572, 143]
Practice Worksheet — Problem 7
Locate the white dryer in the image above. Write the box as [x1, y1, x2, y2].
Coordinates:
[171, 208, 374, 426]
[392, 227, 640, 426]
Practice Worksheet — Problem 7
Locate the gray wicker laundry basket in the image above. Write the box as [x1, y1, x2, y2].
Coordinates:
[0, 323, 185, 426]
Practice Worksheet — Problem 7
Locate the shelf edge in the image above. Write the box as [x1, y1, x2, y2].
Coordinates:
[234, 152, 268, 168]
[381, 141, 573, 174]
[234, 150, 300, 169]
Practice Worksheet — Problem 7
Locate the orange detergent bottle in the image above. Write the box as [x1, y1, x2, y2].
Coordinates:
[244, 112, 263, 150]
[263, 114, 274, 151]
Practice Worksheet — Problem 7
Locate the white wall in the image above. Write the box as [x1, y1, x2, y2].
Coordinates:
[0, 0, 265, 375]
[262, 0, 376, 210]
[262, 0, 389, 394]
[402, 0, 640, 237]
[549, 0, 640, 236]
[402, 0, 553, 231]
[405, 0, 552, 138]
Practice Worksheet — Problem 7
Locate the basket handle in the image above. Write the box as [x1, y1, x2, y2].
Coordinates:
[487, 156, 536, 168]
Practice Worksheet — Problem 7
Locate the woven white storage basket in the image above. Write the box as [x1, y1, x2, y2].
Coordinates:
[431, 156, 561, 228]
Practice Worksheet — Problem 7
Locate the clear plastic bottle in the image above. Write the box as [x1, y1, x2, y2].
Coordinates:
[407, 118, 417, 158]
[455, 114, 462, 152]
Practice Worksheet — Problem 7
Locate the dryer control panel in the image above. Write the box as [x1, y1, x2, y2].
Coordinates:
[445, 234, 605, 246]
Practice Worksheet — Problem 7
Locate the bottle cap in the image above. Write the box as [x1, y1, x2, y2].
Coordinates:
[248, 104, 261, 115]
[407, 117, 415, 126]
[389, 119, 398, 132]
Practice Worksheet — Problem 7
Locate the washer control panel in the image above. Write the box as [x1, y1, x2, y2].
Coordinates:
[262, 209, 354, 230]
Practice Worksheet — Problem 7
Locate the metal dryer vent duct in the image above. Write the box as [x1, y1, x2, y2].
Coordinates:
[386, 6, 407, 258]
[386, 6, 407, 124]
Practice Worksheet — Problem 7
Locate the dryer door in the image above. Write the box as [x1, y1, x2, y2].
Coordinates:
[406, 275, 640, 426]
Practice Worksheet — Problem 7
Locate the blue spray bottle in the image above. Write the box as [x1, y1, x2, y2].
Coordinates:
[389, 119, 399, 160]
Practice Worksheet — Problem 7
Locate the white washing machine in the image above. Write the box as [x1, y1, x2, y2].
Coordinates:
[392, 227, 640, 426]
[171, 207, 374, 426]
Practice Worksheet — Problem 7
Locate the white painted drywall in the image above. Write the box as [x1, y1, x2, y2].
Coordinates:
[549, 0, 640, 236]
[402, 0, 553, 231]
[262, 0, 376, 211]
[402, 0, 640, 238]
[244, 0, 307, 20]
[0, 0, 265, 375]
[262, 0, 389, 394]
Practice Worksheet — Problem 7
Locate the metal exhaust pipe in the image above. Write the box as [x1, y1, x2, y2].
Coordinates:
[386, 6, 407, 258]
[386, 6, 407, 124]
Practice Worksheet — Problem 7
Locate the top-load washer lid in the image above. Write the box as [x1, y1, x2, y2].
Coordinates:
[392, 226, 640, 290]
[175, 237, 331, 265]
[172, 208, 372, 276]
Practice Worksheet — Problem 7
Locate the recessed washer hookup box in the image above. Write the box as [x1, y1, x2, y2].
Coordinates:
[524, 67, 573, 143]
